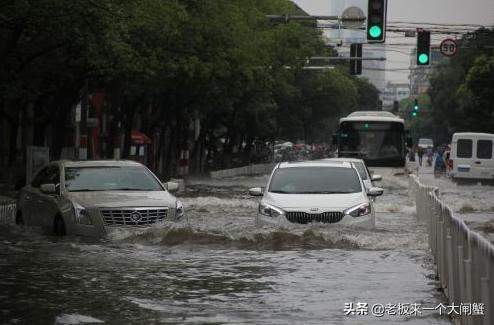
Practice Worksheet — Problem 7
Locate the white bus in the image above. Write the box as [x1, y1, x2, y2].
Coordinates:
[334, 111, 409, 167]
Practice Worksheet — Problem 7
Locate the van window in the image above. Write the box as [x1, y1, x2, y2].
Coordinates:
[477, 140, 493, 159]
[457, 139, 472, 158]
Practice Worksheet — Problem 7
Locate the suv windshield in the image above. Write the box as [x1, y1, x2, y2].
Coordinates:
[268, 167, 362, 194]
[352, 162, 368, 180]
[64, 166, 163, 192]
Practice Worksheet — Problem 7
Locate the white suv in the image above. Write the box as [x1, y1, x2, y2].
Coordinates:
[249, 161, 383, 228]
[16, 160, 184, 236]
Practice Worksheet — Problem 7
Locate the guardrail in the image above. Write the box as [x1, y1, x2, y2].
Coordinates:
[0, 202, 16, 223]
[409, 175, 493, 325]
[210, 163, 276, 179]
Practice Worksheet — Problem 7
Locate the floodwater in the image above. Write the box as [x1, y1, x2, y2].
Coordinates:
[417, 160, 494, 243]
[0, 171, 452, 324]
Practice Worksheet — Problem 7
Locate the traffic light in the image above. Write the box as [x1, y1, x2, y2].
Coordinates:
[367, 0, 387, 43]
[349, 43, 362, 75]
[412, 99, 419, 117]
[416, 30, 431, 65]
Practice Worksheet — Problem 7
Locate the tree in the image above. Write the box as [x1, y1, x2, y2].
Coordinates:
[428, 27, 494, 141]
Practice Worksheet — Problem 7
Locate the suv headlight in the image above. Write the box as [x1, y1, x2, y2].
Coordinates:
[344, 202, 371, 218]
[73, 202, 92, 225]
[259, 202, 285, 218]
[176, 200, 184, 219]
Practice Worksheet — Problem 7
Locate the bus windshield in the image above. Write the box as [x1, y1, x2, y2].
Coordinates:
[338, 121, 404, 160]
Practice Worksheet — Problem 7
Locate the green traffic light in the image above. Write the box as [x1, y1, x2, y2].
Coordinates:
[418, 53, 429, 64]
[369, 25, 382, 38]
[412, 112, 417, 117]
[414, 105, 419, 111]
[364, 123, 369, 129]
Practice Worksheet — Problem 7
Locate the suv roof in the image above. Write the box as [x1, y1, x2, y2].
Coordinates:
[277, 161, 352, 169]
[56, 160, 144, 168]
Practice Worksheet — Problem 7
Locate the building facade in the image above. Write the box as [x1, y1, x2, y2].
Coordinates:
[409, 47, 449, 96]
[382, 82, 410, 110]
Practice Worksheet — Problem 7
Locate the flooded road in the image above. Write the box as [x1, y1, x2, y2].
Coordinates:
[0, 172, 451, 324]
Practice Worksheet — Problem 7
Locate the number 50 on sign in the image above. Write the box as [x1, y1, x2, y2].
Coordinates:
[440, 39, 458, 57]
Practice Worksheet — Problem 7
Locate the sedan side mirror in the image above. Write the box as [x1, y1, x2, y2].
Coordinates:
[249, 187, 264, 197]
[371, 174, 382, 182]
[166, 182, 179, 193]
[40, 183, 57, 194]
[367, 187, 384, 197]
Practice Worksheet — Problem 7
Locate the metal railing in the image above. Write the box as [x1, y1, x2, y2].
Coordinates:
[0, 202, 16, 223]
[409, 175, 493, 325]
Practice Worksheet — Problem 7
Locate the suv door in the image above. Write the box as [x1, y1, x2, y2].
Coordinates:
[31, 165, 61, 230]
[474, 139, 494, 179]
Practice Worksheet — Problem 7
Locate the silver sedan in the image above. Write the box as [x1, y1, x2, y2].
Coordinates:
[16, 160, 184, 236]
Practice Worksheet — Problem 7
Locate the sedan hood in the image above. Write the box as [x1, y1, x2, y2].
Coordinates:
[264, 192, 366, 210]
[66, 191, 175, 208]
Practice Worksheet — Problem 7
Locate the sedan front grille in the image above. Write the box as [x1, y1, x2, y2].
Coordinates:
[285, 211, 344, 224]
[100, 208, 167, 226]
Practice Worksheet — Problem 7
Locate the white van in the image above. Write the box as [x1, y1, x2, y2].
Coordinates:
[450, 133, 494, 181]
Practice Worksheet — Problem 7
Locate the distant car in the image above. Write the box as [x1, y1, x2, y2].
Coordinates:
[16, 160, 184, 236]
[319, 158, 382, 190]
[418, 138, 434, 150]
[249, 161, 383, 228]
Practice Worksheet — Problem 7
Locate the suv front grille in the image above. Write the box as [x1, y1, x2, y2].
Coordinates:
[285, 211, 344, 224]
[100, 208, 167, 226]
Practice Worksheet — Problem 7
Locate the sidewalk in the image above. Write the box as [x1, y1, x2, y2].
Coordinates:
[417, 163, 494, 244]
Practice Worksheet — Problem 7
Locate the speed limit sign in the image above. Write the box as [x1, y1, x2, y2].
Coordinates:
[440, 39, 458, 57]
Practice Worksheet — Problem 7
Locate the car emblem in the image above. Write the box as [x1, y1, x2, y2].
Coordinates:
[310, 208, 319, 212]
[130, 211, 142, 222]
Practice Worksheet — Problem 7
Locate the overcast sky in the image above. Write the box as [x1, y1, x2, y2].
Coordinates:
[292, 0, 494, 83]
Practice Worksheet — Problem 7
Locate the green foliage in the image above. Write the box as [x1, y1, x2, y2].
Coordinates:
[0, 0, 382, 170]
[399, 94, 434, 140]
[428, 27, 494, 142]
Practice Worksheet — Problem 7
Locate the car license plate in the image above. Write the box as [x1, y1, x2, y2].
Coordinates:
[458, 167, 470, 172]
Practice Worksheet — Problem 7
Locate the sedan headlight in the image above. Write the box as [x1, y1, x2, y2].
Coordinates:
[175, 200, 184, 219]
[73, 202, 92, 225]
[259, 202, 285, 218]
[344, 202, 371, 218]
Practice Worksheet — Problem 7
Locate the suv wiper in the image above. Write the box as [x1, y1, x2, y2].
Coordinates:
[270, 190, 293, 194]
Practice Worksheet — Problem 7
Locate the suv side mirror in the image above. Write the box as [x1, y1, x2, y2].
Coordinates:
[40, 183, 57, 194]
[371, 174, 382, 182]
[367, 187, 384, 197]
[249, 187, 264, 196]
[166, 182, 179, 193]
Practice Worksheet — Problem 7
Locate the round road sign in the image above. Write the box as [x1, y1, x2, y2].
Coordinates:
[440, 39, 458, 57]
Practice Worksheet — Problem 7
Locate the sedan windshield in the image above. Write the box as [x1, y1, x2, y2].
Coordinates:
[64, 166, 163, 192]
[268, 167, 362, 194]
